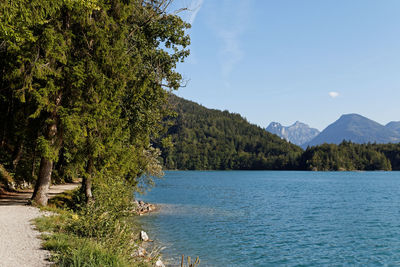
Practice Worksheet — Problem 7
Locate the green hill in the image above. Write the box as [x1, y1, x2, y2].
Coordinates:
[156, 95, 303, 170]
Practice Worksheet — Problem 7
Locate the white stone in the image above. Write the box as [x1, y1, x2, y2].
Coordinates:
[140, 230, 149, 241]
[155, 259, 165, 267]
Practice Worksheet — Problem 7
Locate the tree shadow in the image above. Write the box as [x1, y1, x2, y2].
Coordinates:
[0, 183, 80, 206]
[0, 191, 32, 206]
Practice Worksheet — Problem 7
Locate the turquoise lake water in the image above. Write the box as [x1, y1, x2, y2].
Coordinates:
[138, 171, 400, 266]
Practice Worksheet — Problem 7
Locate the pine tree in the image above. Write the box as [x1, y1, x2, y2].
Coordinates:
[0, 0, 190, 205]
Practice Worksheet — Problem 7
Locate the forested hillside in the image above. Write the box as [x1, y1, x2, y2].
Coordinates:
[156, 95, 400, 171]
[156, 95, 303, 170]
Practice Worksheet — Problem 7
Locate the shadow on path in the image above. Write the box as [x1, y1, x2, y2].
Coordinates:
[0, 182, 80, 206]
[0, 191, 31, 206]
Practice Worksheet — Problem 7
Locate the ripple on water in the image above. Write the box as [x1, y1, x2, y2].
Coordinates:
[139, 171, 400, 266]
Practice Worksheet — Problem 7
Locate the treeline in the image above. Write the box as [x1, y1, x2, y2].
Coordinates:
[156, 96, 400, 171]
[300, 142, 399, 171]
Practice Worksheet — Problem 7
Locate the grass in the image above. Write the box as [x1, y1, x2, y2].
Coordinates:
[34, 189, 152, 267]
[40, 232, 131, 267]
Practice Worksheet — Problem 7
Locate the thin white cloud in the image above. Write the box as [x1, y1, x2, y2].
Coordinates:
[175, 0, 204, 25]
[207, 0, 252, 87]
[188, 0, 204, 24]
[329, 91, 339, 98]
[219, 30, 243, 86]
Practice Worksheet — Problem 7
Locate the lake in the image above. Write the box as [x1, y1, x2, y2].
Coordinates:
[138, 171, 400, 266]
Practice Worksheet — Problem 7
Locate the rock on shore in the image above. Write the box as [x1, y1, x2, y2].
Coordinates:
[140, 230, 149, 241]
[155, 259, 165, 267]
[134, 200, 157, 215]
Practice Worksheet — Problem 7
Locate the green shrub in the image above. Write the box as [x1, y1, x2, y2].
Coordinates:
[35, 176, 151, 266]
[47, 189, 84, 211]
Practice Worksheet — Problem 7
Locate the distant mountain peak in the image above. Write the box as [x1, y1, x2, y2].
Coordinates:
[269, 122, 282, 127]
[342, 113, 362, 117]
[266, 121, 320, 146]
[339, 113, 368, 120]
[291, 121, 309, 128]
[305, 113, 400, 147]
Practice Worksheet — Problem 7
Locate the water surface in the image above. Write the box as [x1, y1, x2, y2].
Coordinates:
[139, 171, 400, 266]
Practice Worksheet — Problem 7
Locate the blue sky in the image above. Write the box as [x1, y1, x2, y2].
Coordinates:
[170, 0, 400, 130]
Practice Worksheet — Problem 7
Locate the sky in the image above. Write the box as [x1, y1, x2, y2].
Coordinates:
[169, 0, 400, 131]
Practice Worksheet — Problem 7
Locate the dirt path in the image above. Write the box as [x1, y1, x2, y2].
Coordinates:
[0, 183, 80, 267]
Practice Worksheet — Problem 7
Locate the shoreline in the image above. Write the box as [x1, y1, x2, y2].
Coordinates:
[134, 200, 158, 215]
[133, 200, 168, 267]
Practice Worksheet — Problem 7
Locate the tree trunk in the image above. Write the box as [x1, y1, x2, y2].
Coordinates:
[82, 156, 94, 203]
[82, 176, 93, 203]
[31, 157, 53, 206]
[31, 92, 61, 206]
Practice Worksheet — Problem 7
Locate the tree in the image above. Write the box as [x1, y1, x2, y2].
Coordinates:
[1, 0, 67, 205]
[0, 0, 190, 205]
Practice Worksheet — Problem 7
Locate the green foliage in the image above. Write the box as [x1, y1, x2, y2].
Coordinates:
[47, 188, 84, 210]
[40, 233, 137, 267]
[1, 0, 191, 262]
[2, 0, 191, 264]
[371, 143, 400, 170]
[156, 95, 303, 170]
[69, 177, 135, 240]
[300, 141, 393, 171]
[0, 0, 190, 197]
[35, 183, 150, 267]
[37, 136, 59, 161]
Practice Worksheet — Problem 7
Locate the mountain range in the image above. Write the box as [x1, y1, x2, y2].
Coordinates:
[267, 114, 400, 148]
[266, 121, 320, 146]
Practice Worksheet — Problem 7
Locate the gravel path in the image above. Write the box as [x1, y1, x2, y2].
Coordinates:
[0, 183, 79, 267]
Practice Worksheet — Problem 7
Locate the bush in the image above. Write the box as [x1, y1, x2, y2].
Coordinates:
[36, 176, 151, 267]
